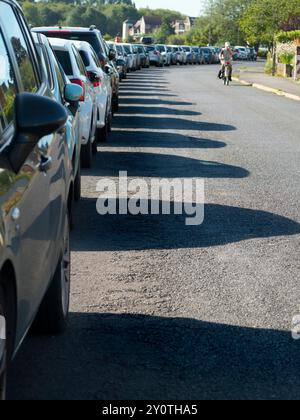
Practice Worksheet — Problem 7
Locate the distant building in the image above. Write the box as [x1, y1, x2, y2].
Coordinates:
[128, 16, 162, 37]
[172, 17, 197, 36]
[122, 19, 133, 41]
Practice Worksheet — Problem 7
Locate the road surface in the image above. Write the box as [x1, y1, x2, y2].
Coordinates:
[8, 63, 300, 400]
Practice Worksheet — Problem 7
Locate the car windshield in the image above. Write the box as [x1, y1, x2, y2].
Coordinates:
[137, 46, 144, 53]
[54, 49, 73, 75]
[173, 47, 179, 52]
[192, 47, 199, 52]
[156, 45, 165, 52]
[146, 46, 155, 52]
[202, 48, 211, 54]
[183, 47, 191, 52]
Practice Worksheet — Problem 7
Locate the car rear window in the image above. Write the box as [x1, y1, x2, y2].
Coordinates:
[146, 46, 155, 52]
[123, 45, 132, 54]
[44, 32, 103, 56]
[54, 50, 73, 75]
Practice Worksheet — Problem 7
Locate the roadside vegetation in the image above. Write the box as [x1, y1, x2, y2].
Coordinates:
[20, 0, 300, 48]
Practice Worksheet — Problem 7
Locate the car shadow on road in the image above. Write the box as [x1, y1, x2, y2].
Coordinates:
[85, 151, 248, 179]
[120, 98, 195, 106]
[119, 92, 177, 98]
[118, 106, 201, 117]
[114, 116, 236, 132]
[109, 131, 226, 149]
[70, 200, 300, 252]
[8, 313, 300, 400]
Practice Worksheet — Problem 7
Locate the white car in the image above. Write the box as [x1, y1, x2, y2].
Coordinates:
[145, 45, 164, 67]
[235, 46, 248, 61]
[156, 44, 171, 66]
[49, 38, 97, 168]
[73, 40, 112, 143]
[122, 43, 137, 71]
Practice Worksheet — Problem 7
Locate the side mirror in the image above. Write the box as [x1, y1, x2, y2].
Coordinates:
[64, 83, 83, 103]
[4, 93, 67, 174]
[108, 48, 116, 61]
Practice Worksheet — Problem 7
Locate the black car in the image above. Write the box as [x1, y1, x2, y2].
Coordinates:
[0, 0, 76, 399]
[33, 26, 120, 113]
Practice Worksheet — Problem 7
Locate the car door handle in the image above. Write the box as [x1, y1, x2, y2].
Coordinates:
[39, 155, 52, 173]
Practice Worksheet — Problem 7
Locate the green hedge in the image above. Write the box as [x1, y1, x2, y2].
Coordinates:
[276, 30, 300, 43]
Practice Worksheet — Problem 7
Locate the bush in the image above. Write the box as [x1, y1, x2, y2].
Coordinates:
[258, 49, 268, 58]
[278, 52, 294, 65]
[264, 52, 273, 74]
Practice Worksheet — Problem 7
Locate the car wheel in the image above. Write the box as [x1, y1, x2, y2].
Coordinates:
[81, 139, 92, 169]
[31, 213, 70, 335]
[0, 286, 7, 401]
[74, 163, 81, 202]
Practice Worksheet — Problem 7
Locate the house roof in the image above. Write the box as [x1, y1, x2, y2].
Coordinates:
[143, 16, 162, 26]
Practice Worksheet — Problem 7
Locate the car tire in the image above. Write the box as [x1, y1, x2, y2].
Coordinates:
[74, 163, 81, 202]
[31, 213, 70, 335]
[81, 139, 92, 169]
[0, 286, 7, 401]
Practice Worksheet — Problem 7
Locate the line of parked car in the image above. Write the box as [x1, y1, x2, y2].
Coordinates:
[0, 0, 133, 400]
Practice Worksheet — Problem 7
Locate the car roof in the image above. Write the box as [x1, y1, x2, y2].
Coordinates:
[72, 40, 93, 51]
[48, 37, 74, 50]
[33, 26, 102, 34]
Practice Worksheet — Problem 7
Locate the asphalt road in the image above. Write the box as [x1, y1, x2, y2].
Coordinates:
[8, 63, 300, 400]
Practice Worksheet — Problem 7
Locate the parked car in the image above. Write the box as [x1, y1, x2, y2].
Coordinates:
[0, 0, 78, 399]
[191, 47, 202, 64]
[108, 42, 128, 79]
[200, 47, 214, 64]
[171, 46, 184, 65]
[248, 47, 257, 61]
[122, 43, 137, 71]
[234, 46, 248, 61]
[145, 45, 164, 67]
[33, 26, 120, 114]
[135, 44, 150, 68]
[182, 46, 195, 64]
[132, 44, 142, 70]
[156, 45, 171, 66]
[48, 38, 97, 168]
[73, 40, 113, 143]
[33, 32, 83, 206]
[180, 46, 188, 65]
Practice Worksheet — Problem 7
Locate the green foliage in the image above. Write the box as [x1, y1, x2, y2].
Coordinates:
[278, 52, 295, 64]
[276, 30, 300, 43]
[264, 52, 273, 74]
[240, 0, 300, 45]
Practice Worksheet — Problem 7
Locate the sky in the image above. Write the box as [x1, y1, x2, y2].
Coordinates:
[134, 0, 203, 17]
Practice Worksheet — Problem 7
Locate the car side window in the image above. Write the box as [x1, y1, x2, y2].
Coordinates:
[90, 48, 100, 67]
[0, 30, 18, 132]
[72, 46, 87, 76]
[0, 2, 38, 93]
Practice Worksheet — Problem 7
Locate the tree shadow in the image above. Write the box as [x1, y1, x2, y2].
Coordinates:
[110, 131, 225, 149]
[114, 116, 236, 132]
[118, 106, 201, 117]
[69, 200, 299, 252]
[8, 313, 300, 400]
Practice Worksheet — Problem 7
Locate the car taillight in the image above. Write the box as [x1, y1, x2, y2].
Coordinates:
[87, 72, 101, 88]
[70, 79, 85, 101]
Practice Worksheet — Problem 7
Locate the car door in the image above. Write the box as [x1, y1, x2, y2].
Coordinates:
[0, 3, 65, 340]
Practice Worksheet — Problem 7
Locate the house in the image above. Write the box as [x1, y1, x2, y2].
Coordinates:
[128, 16, 162, 37]
[173, 17, 197, 36]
